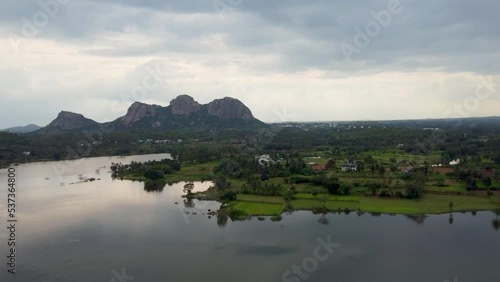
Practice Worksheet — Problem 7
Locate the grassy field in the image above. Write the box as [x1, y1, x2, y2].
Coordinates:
[118, 158, 500, 217]
[361, 150, 443, 165]
[230, 192, 500, 216]
[166, 162, 217, 182]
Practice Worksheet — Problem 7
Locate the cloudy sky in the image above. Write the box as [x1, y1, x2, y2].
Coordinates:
[0, 0, 499, 128]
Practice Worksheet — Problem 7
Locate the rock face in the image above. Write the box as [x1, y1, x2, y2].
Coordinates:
[39, 95, 263, 132]
[207, 97, 254, 120]
[121, 102, 161, 125]
[46, 111, 99, 130]
[169, 95, 201, 116]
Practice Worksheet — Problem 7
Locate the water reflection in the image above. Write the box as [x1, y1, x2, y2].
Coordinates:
[143, 181, 166, 192]
[183, 198, 195, 208]
[217, 212, 228, 227]
[318, 214, 329, 225]
[1, 155, 500, 282]
[405, 214, 428, 225]
[492, 211, 500, 231]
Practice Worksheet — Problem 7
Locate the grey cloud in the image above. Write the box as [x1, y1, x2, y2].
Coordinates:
[1, 0, 499, 128]
[3, 0, 499, 73]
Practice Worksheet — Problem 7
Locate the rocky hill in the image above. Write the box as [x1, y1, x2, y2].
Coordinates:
[121, 102, 162, 126]
[170, 95, 201, 116]
[40, 111, 100, 132]
[207, 97, 254, 120]
[36, 95, 265, 133]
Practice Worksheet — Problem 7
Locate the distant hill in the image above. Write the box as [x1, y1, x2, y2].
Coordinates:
[36, 111, 101, 133]
[35, 95, 266, 133]
[1, 124, 42, 133]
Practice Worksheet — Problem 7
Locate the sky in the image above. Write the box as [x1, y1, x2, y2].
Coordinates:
[0, 0, 499, 128]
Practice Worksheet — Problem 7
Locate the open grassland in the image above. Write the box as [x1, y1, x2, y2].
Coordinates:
[229, 202, 283, 216]
[231, 193, 500, 216]
[361, 150, 443, 164]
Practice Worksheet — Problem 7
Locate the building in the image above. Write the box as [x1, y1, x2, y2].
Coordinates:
[256, 155, 274, 166]
[341, 160, 357, 172]
[312, 165, 326, 171]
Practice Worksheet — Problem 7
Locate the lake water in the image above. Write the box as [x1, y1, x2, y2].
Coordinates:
[0, 154, 499, 282]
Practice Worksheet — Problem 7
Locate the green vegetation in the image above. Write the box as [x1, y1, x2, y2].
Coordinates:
[5, 117, 500, 218]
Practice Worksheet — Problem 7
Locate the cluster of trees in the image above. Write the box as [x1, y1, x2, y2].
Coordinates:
[111, 158, 181, 191]
[111, 159, 181, 176]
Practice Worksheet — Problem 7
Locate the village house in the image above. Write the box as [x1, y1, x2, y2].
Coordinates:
[256, 154, 274, 166]
[341, 160, 357, 172]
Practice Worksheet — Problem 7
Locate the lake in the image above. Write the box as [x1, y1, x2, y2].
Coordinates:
[1, 154, 499, 282]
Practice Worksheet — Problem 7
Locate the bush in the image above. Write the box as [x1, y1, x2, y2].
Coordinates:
[283, 190, 295, 202]
[379, 189, 391, 197]
[406, 185, 423, 199]
[289, 175, 311, 184]
[144, 169, 164, 181]
[270, 215, 282, 221]
[338, 184, 352, 196]
[221, 190, 237, 201]
[396, 191, 405, 198]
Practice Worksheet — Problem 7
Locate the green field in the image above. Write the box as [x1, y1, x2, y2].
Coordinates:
[229, 193, 500, 216]
[361, 150, 443, 165]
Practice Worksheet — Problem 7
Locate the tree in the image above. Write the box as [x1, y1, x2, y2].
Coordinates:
[323, 177, 341, 194]
[183, 182, 195, 195]
[260, 172, 270, 181]
[144, 169, 164, 181]
[406, 170, 425, 199]
[465, 176, 477, 191]
[378, 164, 385, 176]
[357, 160, 365, 172]
[339, 183, 352, 196]
[325, 159, 335, 170]
[214, 174, 231, 192]
[283, 189, 295, 202]
[482, 177, 492, 188]
[221, 190, 237, 201]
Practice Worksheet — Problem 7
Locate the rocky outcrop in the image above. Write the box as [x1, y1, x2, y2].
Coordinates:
[207, 97, 254, 120]
[39, 95, 263, 132]
[121, 102, 161, 125]
[45, 111, 99, 130]
[169, 95, 201, 116]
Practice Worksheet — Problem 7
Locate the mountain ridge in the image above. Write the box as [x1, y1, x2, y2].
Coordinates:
[36, 95, 265, 133]
[1, 124, 42, 133]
